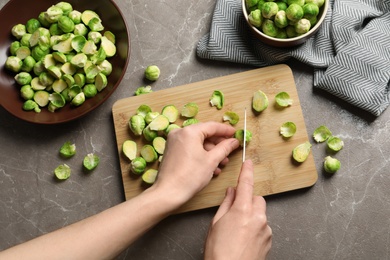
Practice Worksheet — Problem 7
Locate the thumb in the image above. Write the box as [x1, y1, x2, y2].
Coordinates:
[212, 187, 235, 225]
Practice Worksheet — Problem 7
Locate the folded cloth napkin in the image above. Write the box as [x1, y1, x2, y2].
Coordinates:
[197, 0, 390, 116]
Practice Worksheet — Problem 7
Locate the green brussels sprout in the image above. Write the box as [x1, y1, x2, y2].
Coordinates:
[95, 73, 107, 92]
[262, 19, 278, 37]
[257, 0, 266, 11]
[81, 10, 100, 25]
[16, 46, 31, 60]
[44, 6, 64, 23]
[83, 84, 97, 98]
[31, 77, 46, 91]
[234, 129, 253, 147]
[5, 56, 22, 73]
[323, 156, 341, 174]
[58, 16, 75, 33]
[34, 90, 50, 107]
[181, 102, 199, 118]
[71, 92, 85, 106]
[20, 85, 35, 100]
[9, 41, 20, 55]
[31, 45, 50, 61]
[165, 124, 181, 135]
[20, 34, 32, 47]
[61, 62, 76, 75]
[52, 79, 68, 93]
[74, 23, 88, 36]
[135, 86, 153, 96]
[21, 56, 36, 72]
[262, 2, 279, 19]
[276, 1, 287, 11]
[59, 141, 76, 158]
[38, 71, 53, 86]
[62, 74, 75, 87]
[85, 64, 99, 83]
[275, 91, 293, 107]
[90, 47, 106, 64]
[161, 105, 179, 123]
[54, 164, 71, 180]
[246, 0, 259, 8]
[74, 73, 86, 87]
[97, 60, 112, 76]
[49, 92, 66, 108]
[11, 24, 26, 39]
[14, 72, 32, 85]
[122, 140, 137, 161]
[136, 104, 152, 117]
[88, 31, 102, 44]
[223, 111, 240, 125]
[88, 17, 104, 32]
[327, 136, 344, 152]
[47, 65, 62, 79]
[303, 3, 319, 18]
[252, 90, 269, 112]
[292, 141, 312, 163]
[305, 0, 324, 8]
[68, 10, 82, 24]
[68, 85, 82, 99]
[287, 0, 305, 6]
[23, 100, 41, 113]
[183, 118, 199, 127]
[144, 65, 160, 81]
[152, 136, 166, 155]
[104, 31, 115, 44]
[275, 29, 288, 38]
[142, 169, 158, 185]
[129, 114, 146, 136]
[131, 157, 147, 175]
[71, 35, 87, 52]
[56, 2, 73, 16]
[140, 144, 158, 163]
[145, 111, 160, 125]
[38, 12, 51, 28]
[49, 23, 64, 36]
[248, 9, 263, 28]
[280, 122, 297, 138]
[70, 53, 88, 68]
[210, 90, 224, 109]
[286, 25, 298, 38]
[81, 40, 97, 55]
[286, 4, 304, 22]
[83, 153, 100, 171]
[275, 10, 288, 28]
[295, 18, 311, 34]
[143, 126, 158, 141]
[149, 115, 170, 131]
[33, 60, 46, 76]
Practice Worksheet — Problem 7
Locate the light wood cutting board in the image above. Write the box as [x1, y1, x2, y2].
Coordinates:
[112, 64, 318, 213]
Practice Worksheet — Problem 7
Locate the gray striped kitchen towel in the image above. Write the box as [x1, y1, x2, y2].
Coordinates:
[197, 0, 390, 116]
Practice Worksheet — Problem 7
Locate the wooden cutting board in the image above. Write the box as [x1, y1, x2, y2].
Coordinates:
[112, 64, 318, 213]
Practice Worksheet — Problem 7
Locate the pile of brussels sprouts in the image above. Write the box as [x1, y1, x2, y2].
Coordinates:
[5, 1, 117, 113]
[245, 0, 325, 39]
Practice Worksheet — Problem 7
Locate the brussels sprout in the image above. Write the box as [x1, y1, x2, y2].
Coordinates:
[286, 4, 304, 22]
[83, 84, 97, 98]
[286, 25, 298, 38]
[10, 41, 20, 55]
[16, 46, 31, 60]
[104, 31, 115, 44]
[70, 53, 88, 68]
[161, 105, 179, 123]
[44, 6, 63, 23]
[20, 34, 32, 47]
[129, 114, 146, 136]
[275, 91, 293, 107]
[136, 105, 152, 118]
[262, 19, 278, 37]
[327, 136, 344, 152]
[248, 9, 263, 28]
[152, 136, 166, 155]
[131, 157, 147, 175]
[71, 92, 85, 106]
[68, 85, 82, 99]
[21, 56, 36, 72]
[140, 145, 158, 163]
[31, 77, 46, 91]
[34, 90, 50, 107]
[280, 122, 296, 138]
[262, 2, 279, 19]
[144, 65, 160, 81]
[276, 1, 288, 11]
[81, 40, 97, 55]
[313, 125, 332, 142]
[29, 27, 50, 48]
[47, 65, 62, 79]
[275, 29, 288, 38]
[181, 102, 199, 118]
[33, 60, 45, 76]
[88, 31, 102, 44]
[38, 12, 51, 28]
[305, 0, 324, 8]
[11, 24, 26, 39]
[210, 90, 224, 110]
[292, 141, 311, 163]
[97, 60, 112, 76]
[14, 72, 32, 85]
[85, 64, 99, 83]
[246, 0, 259, 8]
[234, 129, 253, 147]
[5, 56, 22, 73]
[32, 45, 50, 61]
[183, 118, 199, 127]
[54, 164, 71, 180]
[88, 17, 104, 32]
[323, 156, 341, 174]
[295, 18, 311, 34]
[74, 73, 86, 87]
[142, 169, 158, 185]
[287, 0, 305, 6]
[68, 10, 82, 24]
[58, 16, 75, 33]
[252, 90, 268, 112]
[223, 111, 240, 125]
[135, 86, 153, 96]
[59, 141, 76, 158]
[81, 10, 100, 26]
[95, 73, 107, 92]
[52, 79, 68, 93]
[303, 3, 319, 18]
[90, 47, 106, 64]
[275, 10, 288, 28]
[143, 126, 158, 141]
[23, 100, 41, 113]
[122, 140, 137, 161]
[56, 2, 73, 16]
[49, 23, 64, 36]
[20, 85, 34, 100]
[83, 153, 100, 171]
[165, 124, 181, 135]
[49, 92, 66, 108]
[62, 74, 75, 87]
[74, 24, 88, 36]
[145, 111, 160, 125]
[52, 35, 74, 53]
[149, 115, 170, 131]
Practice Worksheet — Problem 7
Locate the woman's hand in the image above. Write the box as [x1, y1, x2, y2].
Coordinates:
[204, 160, 272, 260]
[153, 122, 240, 207]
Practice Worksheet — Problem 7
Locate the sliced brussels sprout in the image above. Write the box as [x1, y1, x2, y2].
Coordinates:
[83, 153, 100, 171]
[88, 31, 102, 44]
[71, 35, 87, 52]
[292, 141, 312, 163]
[97, 60, 112, 76]
[71, 92, 85, 106]
[5, 56, 22, 73]
[275, 91, 293, 107]
[91, 47, 106, 64]
[280, 122, 296, 138]
[136, 104, 152, 118]
[144, 65, 160, 81]
[68, 85, 82, 99]
[223, 111, 240, 125]
[47, 65, 62, 79]
[88, 17, 104, 32]
[181, 102, 199, 118]
[252, 90, 268, 112]
[210, 90, 224, 110]
[100, 36, 116, 58]
[104, 31, 116, 44]
[143, 126, 158, 142]
[31, 77, 46, 91]
[59, 141, 76, 158]
[52, 35, 74, 53]
[95, 73, 107, 92]
[54, 164, 71, 180]
[165, 124, 181, 135]
[122, 140, 137, 161]
[34, 90, 50, 107]
[135, 86, 153, 96]
[22, 100, 41, 113]
[49, 92, 66, 108]
[70, 53, 88, 68]
[152, 136, 166, 155]
[327, 136, 344, 152]
[131, 157, 147, 175]
[323, 156, 341, 174]
[140, 144, 158, 163]
[234, 129, 253, 147]
[81, 10, 100, 26]
[129, 114, 146, 136]
[183, 118, 199, 127]
[52, 79, 68, 93]
[161, 105, 179, 123]
[16, 46, 31, 60]
[145, 111, 160, 125]
[74, 73, 86, 87]
[62, 74, 75, 87]
[142, 169, 158, 185]
[149, 115, 170, 131]
[313, 125, 332, 143]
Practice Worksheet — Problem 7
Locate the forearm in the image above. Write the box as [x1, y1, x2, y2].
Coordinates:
[0, 186, 179, 260]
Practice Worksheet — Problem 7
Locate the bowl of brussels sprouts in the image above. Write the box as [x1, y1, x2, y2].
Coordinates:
[242, 0, 329, 47]
[0, 0, 130, 124]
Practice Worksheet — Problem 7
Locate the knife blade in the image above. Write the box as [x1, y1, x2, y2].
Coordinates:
[242, 107, 247, 162]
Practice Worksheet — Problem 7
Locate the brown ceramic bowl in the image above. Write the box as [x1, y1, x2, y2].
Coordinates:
[0, 0, 130, 124]
[242, 0, 329, 47]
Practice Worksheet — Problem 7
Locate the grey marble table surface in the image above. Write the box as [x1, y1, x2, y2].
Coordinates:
[1, 0, 390, 259]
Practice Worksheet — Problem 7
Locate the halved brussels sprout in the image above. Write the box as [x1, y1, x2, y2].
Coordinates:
[181, 102, 199, 118]
[252, 90, 268, 112]
[122, 140, 137, 161]
[292, 141, 311, 163]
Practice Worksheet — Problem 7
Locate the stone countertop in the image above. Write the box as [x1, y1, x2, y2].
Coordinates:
[1, 0, 390, 259]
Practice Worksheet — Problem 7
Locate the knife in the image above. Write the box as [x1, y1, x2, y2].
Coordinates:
[242, 107, 247, 162]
